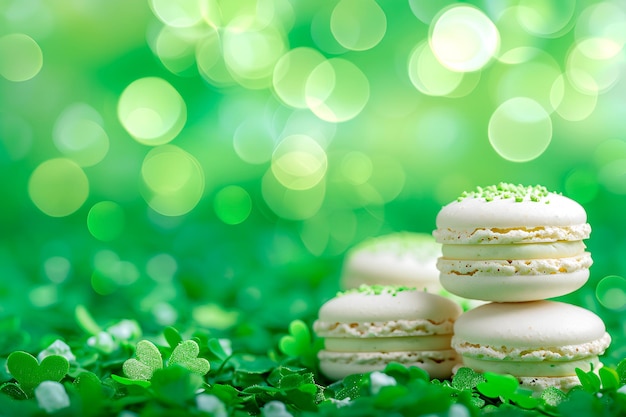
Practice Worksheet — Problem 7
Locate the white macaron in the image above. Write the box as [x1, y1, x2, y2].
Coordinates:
[314, 285, 462, 380]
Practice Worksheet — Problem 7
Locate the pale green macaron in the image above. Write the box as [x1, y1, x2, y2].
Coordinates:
[434, 183, 592, 302]
[452, 300, 611, 392]
[314, 285, 462, 381]
[340, 232, 443, 293]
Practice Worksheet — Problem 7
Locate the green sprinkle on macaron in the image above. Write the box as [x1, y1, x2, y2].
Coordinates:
[337, 284, 416, 297]
[457, 183, 553, 203]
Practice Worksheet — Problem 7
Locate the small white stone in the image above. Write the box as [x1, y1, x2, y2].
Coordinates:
[35, 381, 70, 413]
[370, 371, 397, 395]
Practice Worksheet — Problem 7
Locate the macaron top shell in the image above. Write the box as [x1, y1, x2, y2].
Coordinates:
[435, 192, 587, 230]
[318, 287, 462, 324]
[340, 232, 441, 290]
[453, 300, 607, 349]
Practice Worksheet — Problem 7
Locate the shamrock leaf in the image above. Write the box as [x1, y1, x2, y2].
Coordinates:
[6, 351, 69, 397]
[452, 367, 486, 391]
[575, 367, 601, 394]
[151, 366, 205, 406]
[0, 382, 28, 400]
[541, 386, 567, 408]
[169, 340, 210, 376]
[122, 340, 163, 381]
[617, 358, 626, 385]
[279, 320, 310, 357]
[208, 338, 231, 361]
[477, 372, 519, 399]
[477, 372, 537, 409]
[598, 366, 619, 391]
[279, 320, 320, 369]
[163, 326, 183, 350]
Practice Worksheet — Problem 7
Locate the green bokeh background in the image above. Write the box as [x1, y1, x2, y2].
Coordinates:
[1, 0, 625, 367]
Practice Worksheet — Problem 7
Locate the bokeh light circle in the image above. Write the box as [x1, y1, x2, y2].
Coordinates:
[87, 201, 125, 242]
[598, 160, 626, 195]
[233, 118, 275, 165]
[141, 145, 204, 216]
[311, 5, 348, 55]
[408, 41, 464, 96]
[271, 134, 327, 190]
[118, 77, 187, 146]
[272, 47, 326, 109]
[147, 253, 178, 283]
[596, 275, 626, 310]
[305, 58, 370, 122]
[495, 7, 543, 64]
[550, 74, 597, 122]
[150, 0, 202, 28]
[516, 0, 576, 38]
[566, 39, 622, 94]
[196, 30, 235, 88]
[280, 110, 337, 149]
[0, 33, 43, 82]
[430, 5, 500, 72]
[491, 49, 560, 111]
[214, 185, 252, 225]
[262, 169, 325, 220]
[28, 158, 89, 217]
[53, 103, 110, 167]
[223, 17, 286, 89]
[488, 97, 552, 162]
[155, 25, 199, 75]
[330, 0, 387, 51]
[576, 2, 626, 48]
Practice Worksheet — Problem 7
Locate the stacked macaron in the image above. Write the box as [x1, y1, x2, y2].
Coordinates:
[313, 285, 462, 380]
[433, 183, 592, 302]
[433, 183, 611, 392]
[339, 232, 443, 293]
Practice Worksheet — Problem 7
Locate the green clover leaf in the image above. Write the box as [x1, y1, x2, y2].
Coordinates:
[477, 372, 537, 409]
[163, 326, 183, 350]
[598, 366, 619, 391]
[279, 320, 311, 357]
[279, 320, 321, 369]
[575, 367, 601, 394]
[477, 372, 519, 399]
[6, 351, 69, 397]
[122, 340, 163, 381]
[169, 340, 210, 376]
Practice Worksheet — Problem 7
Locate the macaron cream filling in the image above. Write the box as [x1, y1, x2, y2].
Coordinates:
[324, 334, 453, 352]
[452, 331, 611, 361]
[441, 241, 587, 260]
[313, 318, 456, 338]
[438, 253, 592, 276]
[433, 224, 591, 244]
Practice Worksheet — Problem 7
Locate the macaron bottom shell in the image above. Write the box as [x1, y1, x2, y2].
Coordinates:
[460, 356, 602, 377]
[319, 349, 459, 381]
[439, 269, 589, 302]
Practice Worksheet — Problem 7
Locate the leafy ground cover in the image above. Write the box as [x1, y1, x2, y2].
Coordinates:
[0, 309, 625, 416]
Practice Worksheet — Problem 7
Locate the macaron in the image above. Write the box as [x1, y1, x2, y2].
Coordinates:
[340, 232, 442, 293]
[452, 300, 611, 392]
[433, 183, 592, 302]
[313, 285, 462, 380]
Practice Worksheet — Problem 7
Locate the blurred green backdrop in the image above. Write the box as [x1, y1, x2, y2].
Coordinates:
[1, 0, 625, 365]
